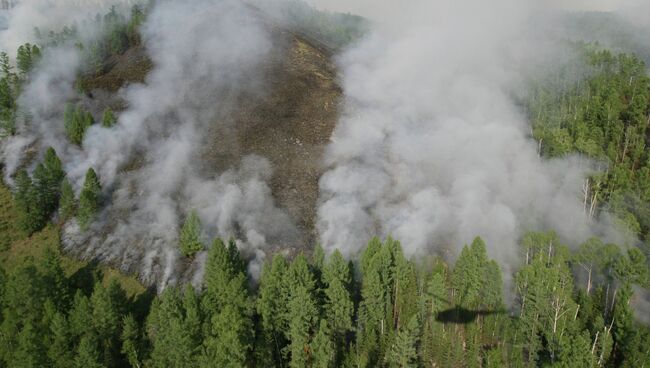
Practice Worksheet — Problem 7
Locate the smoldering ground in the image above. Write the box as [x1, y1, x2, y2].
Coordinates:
[1, 0, 300, 288]
[0, 0, 644, 292]
[315, 0, 631, 283]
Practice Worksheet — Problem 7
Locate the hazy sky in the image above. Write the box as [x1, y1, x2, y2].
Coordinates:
[305, 0, 626, 20]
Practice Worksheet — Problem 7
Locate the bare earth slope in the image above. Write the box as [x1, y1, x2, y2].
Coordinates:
[81, 17, 342, 249]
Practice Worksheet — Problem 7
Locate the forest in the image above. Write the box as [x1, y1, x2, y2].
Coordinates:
[0, 1, 649, 367]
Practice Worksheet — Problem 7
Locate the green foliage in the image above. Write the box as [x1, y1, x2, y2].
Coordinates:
[77, 168, 101, 230]
[179, 210, 203, 257]
[12, 147, 66, 235]
[200, 238, 252, 366]
[0, 213, 647, 368]
[269, 0, 368, 49]
[530, 46, 650, 245]
[311, 319, 335, 368]
[64, 104, 95, 145]
[16, 43, 41, 75]
[59, 178, 76, 221]
[386, 315, 420, 368]
[102, 107, 117, 128]
[14, 169, 47, 235]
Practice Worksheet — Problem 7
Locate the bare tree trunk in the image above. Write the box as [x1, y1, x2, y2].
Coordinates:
[621, 128, 630, 164]
[589, 190, 599, 220]
[393, 278, 399, 330]
[583, 179, 590, 215]
[591, 331, 600, 355]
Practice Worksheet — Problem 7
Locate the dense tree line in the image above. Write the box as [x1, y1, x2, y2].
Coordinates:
[1, 6, 649, 367]
[0, 232, 648, 367]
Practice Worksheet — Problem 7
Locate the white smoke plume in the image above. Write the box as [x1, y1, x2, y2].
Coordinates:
[2, 0, 299, 288]
[315, 0, 627, 275]
[0, 0, 641, 290]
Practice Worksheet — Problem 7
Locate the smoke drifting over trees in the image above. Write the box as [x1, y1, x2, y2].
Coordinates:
[316, 0, 626, 273]
[0, 0, 645, 290]
[2, 0, 299, 286]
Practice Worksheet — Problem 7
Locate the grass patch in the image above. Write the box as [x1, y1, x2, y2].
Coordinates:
[0, 183, 145, 297]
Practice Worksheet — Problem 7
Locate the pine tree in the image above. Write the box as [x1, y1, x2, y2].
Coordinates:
[146, 288, 198, 368]
[69, 290, 94, 340]
[91, 280, 126, 367]
[48, 312, 73, 368]
[312, 319, 335, 368]
[64, 105, 94, 145]
[179, 210, 203, 257]
[75, 334, 104, 368]
[322, 249, 353, 364]
[201, 238, 252, 365]
[17, 43, 39, 75]
[121, 314, 142, 368]
[78, 168, 101, 230]
[256, 254, 290, 366]
[59, 178, 76, 220]
[288, 285, 318, 368]
[39, 246, 69, 310]
[14, 169, 46, 234]
[13, 321, 48, 367]
[283, 253, 320, 367]
[102, 107, 117, 128]
[452, 237, 487, 309]
[201, 304, 250, 367]
[386, 315, 420, 368]
[31, 148, 66, 221]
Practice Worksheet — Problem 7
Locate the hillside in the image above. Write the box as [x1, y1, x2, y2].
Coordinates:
[74, 11, 341, 251]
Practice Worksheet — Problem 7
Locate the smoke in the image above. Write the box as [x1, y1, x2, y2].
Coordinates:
[0, 0, 640, 290]
[2, 0, 299, 288]
[315, 0, 627, 276]
[0, 0, 135, 52]
[1, 0, 135, 181]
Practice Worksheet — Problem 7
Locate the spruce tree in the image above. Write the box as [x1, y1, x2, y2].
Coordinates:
[179, 210, 203, 257]
[33, 147, 65, 217]
[201, 238, 252, 364]
[16, 43, 40, 75]
[256, 254, 290, 366]
[77, 168, 101, 230]
[69, 291, 94, 340]
[14, 169, 46, 235]
[312, 319, 335, 368]
[75, 334, 104, 368]
[48, 312, 73, 368]
[102, 107, 117, 128]
[59, 178, 76, 221]
[386, 316, 420, 368]
[64, 105, 94, 145]
[120, 314, 142, 368]
[146, 288, 190, 368]
[322, 249, 353, 363]
[285, 253, 319, 368]
[13, 321, 47, 367]
[201, 304, 250, 367]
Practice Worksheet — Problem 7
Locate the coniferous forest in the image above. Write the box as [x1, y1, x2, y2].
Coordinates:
[0, 1, 650, 367]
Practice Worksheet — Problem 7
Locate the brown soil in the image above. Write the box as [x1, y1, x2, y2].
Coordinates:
[80, 46, 153, 93]
[203, 25, 341, 246]
[81, 20, 342, 247]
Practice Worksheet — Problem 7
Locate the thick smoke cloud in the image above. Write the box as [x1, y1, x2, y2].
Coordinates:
[0, 0, 638, 290]
[316, 0, 626, 274]
[1, 0, 135, 182]
[2, 0, 298, 288]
